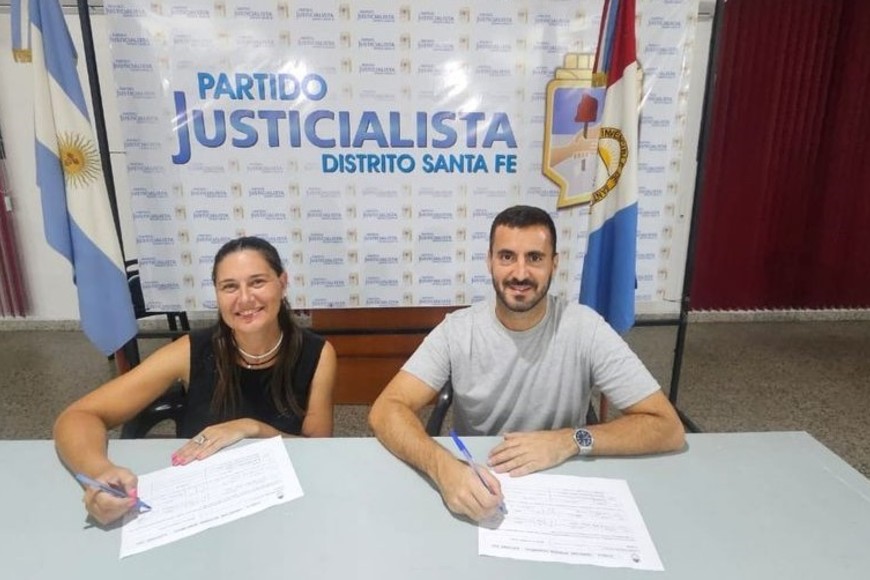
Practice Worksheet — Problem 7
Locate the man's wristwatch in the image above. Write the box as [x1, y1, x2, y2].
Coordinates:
[573, 428, 594, 456]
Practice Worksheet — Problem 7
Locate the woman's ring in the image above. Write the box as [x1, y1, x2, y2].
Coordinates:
[193, 434, 207, 445]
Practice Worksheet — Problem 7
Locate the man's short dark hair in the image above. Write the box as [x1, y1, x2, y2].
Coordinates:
[489, 205, 557, 255]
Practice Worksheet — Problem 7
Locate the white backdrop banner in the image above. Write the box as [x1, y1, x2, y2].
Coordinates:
[104, 0, 697, 312]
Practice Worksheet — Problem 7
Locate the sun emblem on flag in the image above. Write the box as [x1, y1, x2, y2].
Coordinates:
[590, 126, 629, 206]
[57, 132, 102, 189]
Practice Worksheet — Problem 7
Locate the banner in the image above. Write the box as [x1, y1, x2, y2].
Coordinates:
[104, 0, 698, 313]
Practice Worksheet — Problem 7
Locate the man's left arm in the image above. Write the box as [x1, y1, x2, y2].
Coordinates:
[487, 390, 684, 476]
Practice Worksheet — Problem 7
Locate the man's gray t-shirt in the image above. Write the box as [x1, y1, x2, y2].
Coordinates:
[402, 295, 660, 435]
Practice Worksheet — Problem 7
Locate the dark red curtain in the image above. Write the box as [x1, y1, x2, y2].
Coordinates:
[0, 129, 29, 317]
[691, 0, 870, 309]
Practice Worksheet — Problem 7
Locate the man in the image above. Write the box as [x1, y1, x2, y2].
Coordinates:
[369, 205, 684, 521]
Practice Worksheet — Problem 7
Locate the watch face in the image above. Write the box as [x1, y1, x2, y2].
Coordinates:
[575, 429, 593, 447]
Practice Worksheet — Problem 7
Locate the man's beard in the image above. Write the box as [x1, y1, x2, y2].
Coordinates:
[493, 275, 552, 313]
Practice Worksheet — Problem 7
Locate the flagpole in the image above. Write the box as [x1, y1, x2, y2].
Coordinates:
[75, 0, 125, 261]
[667, 0, 725, 434]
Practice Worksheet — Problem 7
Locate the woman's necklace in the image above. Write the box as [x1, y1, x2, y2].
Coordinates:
[240, 350, 280, 369]
[235, 331, 284, 368]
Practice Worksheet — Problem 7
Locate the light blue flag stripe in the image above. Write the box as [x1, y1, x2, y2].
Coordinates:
[579, 202, 637, 334]
[35, 140, 73, 258]
[31, 0, 136, 355]
[37, 138, 136, 355]
[67, 218, 139, 352]
[31, 0, 89, 119]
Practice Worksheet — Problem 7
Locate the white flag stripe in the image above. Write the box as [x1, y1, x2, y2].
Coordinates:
[588, 61, 638, 229]
[45, 77, 126, 266]
[32, 13, 126, 270]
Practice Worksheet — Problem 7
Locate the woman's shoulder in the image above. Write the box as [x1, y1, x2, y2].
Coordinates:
[299, 327, 327, 352]
[189, 325, 217, 341]
[187, 325, 218, 359]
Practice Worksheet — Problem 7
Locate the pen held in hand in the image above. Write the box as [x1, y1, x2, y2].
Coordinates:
[74, 473, 152, 512]
[449, 430, 508, 515]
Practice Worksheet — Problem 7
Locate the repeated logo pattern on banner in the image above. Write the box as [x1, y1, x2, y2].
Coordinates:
[105, 0, 698, 312]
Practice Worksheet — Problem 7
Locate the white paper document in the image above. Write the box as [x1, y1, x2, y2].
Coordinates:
[479, 473, 663, 571]
[120, 436, 303, 558]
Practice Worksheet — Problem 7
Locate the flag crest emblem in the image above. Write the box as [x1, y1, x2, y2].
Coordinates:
[58, 132, 102, 188]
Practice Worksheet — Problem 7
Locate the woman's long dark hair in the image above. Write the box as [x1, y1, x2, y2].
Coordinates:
[209, 237, 305, 419]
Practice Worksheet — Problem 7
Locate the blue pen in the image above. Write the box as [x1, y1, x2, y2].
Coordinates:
[449, 430, 507, 515]
[74, 473, 151, 512]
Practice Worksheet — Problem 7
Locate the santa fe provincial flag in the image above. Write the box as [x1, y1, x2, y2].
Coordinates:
[23, 0, 136, 354]
[580, 0, 640, 334]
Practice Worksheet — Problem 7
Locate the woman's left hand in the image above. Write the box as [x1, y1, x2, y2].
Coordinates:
[172, 419, 259, 465]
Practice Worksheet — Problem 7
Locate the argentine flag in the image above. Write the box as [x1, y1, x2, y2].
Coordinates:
[580, 0, 639, 334]
[20, 0, 136, 355]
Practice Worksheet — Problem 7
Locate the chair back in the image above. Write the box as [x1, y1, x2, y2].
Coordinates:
[425, 382, 453, 436]
[120, 259, 191, 438]
[423, 381, 601, 437]
[120, 381, 187, 438]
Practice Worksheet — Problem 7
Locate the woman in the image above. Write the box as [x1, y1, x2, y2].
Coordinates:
[54, 237, 337, 525]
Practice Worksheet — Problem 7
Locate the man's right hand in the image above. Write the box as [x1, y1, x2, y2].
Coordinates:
[82, 465, 139, 526]
[369, 372, 505, 522]
[435, 457, 504, 522]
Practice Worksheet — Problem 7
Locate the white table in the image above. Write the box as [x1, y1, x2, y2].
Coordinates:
[2, 432, 869, 578]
